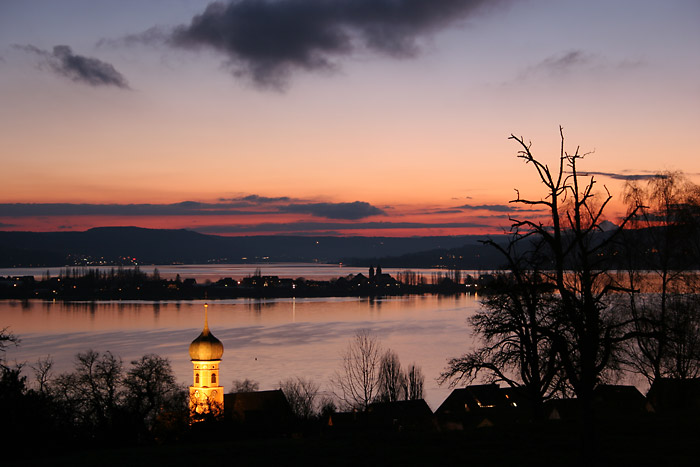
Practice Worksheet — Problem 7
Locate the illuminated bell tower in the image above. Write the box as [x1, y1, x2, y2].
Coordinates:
[189, 303, 224, 416]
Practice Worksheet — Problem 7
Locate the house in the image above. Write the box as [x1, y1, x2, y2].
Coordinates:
[223, 390, 294, 433]
[366, 399, 436, 432]
[349, 273, 369, 288]
[593, 384, 647, 418]
[435, 384, 517, 430]
[543, 398, 579, 421]
[544, 385, 648, 421]
[646, 378, 700, 414]
[326, 410, 366, 432]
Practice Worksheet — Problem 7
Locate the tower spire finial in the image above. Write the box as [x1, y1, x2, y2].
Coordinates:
[204, 302, 209, 332]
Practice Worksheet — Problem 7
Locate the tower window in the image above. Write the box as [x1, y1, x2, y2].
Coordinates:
[211, 374, 217, 384]
[195, 373, 200, 384]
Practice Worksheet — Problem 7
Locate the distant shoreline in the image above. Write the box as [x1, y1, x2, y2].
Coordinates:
[0, 266, 484, 301]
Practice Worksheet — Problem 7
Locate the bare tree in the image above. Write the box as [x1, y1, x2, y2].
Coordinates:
[405, 363, 424, 400]
[485, 128, 641, 453]
[0, 327, 19, 369]
[30, 355, 54, 394]
[279, 376, 320, 420]
[230, 378, 259, 393]
[51, 350, 124, 430]
[440, 264, 563, 417]
[620, 172, 700, 383]
[332, 329, 382, 411]
[377, 349, 406, 402]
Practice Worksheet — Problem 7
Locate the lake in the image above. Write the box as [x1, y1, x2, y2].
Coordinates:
[1, 293, 480, 410]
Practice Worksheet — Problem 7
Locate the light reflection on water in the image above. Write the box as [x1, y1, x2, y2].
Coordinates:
[2, 295, 479, 409]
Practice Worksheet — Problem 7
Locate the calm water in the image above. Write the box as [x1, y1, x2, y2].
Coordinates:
[1, 294, 479, 410]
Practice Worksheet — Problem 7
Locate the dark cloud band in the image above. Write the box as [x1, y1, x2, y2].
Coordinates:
[194, 220, 492, 234]
[0, 198, 386, 221]
[279, 201, 385, 219]
[456, 203, 543, 213]
[578, 171, 666, 181]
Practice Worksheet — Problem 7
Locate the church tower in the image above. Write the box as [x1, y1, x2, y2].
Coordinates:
[189, 303, 224, 417]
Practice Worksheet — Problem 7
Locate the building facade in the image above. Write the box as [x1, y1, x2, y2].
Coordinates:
[189, 303, 224, 417]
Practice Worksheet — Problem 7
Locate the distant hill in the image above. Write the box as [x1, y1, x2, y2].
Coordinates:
[0, 227, 501, 268]
[2, 225, 689, 272]
[341, 242, 509, 271]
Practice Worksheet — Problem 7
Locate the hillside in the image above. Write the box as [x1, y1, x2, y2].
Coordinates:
[0, 227, 497, 268]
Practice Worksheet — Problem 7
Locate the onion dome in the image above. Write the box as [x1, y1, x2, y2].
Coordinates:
[189, 304, 224, 361]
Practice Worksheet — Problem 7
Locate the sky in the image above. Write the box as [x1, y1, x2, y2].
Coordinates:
[1, 0, 699, 237]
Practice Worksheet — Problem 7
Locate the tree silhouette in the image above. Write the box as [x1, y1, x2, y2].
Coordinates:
[455, 128, 641, 454]
[123, 354, 186, 431]
[0, 327, 19, 369]
[377, 349, 406, 402]
[57, 350, 123, 430]
[440, 264, 563, 418]
[332, 329, 382, 411]
[279, 376, 320, 420]
[513, 128, 645, 453]
[620, 171, 700, 382]
[230, 378, 260, 393]
[30, 355, 53, 394]
[405, 363, 424, 401]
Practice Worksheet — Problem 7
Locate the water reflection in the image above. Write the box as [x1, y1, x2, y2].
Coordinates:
[2, 295, 478, 409]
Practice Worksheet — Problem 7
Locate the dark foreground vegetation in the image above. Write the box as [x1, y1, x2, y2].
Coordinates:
[2, 343, 699, 467]
[4, 419, 699, 467]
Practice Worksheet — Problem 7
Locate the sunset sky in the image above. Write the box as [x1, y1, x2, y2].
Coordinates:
[1, 0, 699, 236]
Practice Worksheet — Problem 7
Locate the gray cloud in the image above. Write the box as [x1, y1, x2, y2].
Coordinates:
[98, 26, 171, 49]
[194, 220, 492, 234]
[433, 209, 464, 214]
[515, 49, 644, 84]
[15, 44, 129, 89]
[168, 0, 500, 88]
[537, 49, 594, 74]
[278, 201, 386, 219]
